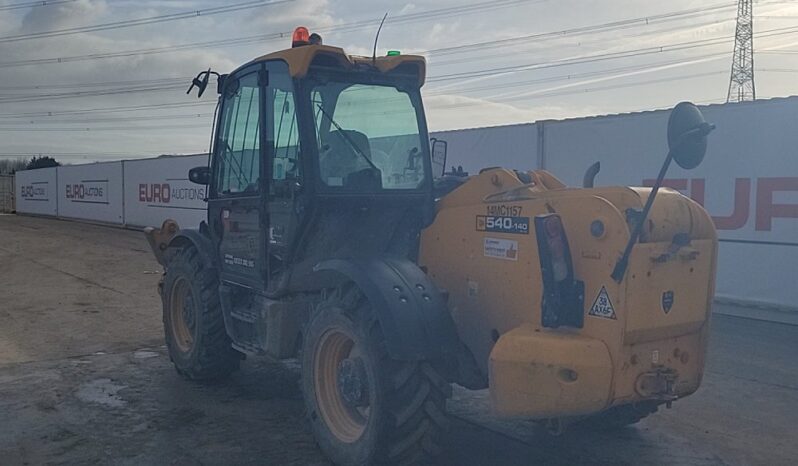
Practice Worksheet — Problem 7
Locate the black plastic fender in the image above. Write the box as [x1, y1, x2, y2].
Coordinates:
[166, 228, 216, 271]
[314, 257, 462, 361]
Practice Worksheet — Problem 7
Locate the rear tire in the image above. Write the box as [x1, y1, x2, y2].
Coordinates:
[162, 246, 241, 380]
[302, 285, 450, 465]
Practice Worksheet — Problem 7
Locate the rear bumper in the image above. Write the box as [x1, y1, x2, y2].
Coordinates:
[489, 325, 613, 418]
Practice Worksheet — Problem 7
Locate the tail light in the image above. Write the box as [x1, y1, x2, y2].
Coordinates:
[534, 214, 585, 328]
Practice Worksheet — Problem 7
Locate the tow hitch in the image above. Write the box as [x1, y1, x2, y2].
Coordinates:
[635, 368, 679, 407]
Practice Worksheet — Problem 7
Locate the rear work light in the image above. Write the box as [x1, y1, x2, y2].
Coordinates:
[534, 214, 585, 328]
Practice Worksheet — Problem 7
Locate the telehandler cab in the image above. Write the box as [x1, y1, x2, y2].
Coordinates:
[145, 26, 718, 465]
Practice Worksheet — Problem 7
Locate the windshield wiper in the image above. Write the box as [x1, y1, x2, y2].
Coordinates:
[315, 103, 379, 172]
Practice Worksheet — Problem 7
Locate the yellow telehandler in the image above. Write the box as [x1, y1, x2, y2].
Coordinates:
[145, 27, 717, 465]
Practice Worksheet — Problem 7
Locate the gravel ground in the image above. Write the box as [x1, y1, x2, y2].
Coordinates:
[1, 214, 796, 466]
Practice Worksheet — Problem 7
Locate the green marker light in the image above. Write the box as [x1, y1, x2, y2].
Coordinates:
[386, 50, 401, 56]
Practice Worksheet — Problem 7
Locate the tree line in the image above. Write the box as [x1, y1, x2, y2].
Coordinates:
[0, 156, 60, 174]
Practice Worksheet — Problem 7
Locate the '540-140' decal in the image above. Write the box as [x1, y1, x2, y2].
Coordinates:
[476, 215, 530, 234]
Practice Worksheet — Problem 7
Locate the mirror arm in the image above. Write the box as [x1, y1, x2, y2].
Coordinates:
[611, 151, 673, 283]
[611, 118, 714, 283]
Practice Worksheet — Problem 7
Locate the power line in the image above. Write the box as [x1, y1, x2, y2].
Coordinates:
[0, 0, 545, 68]
[0, 0, 76, 12]
[0, 3, 792, 130]
[425, 52, 729, 95]
[2, 70, 730, 129]
[0, 54, 725, 121]
[426, 23, 798, 83]
[0, 0, 294, 44]
[0, 83, 186, 103]
[428, 16, 734, 69]
[0, 112, 213, 125]
[0, 152, 204, 158]
[0, 3, 752, 102]
[0, 101, 214, 119]
[0, 76, 192, 91]
[421, 71, 728, 114]
[0, 123, 203, 131]
[420, 2, 739, 57]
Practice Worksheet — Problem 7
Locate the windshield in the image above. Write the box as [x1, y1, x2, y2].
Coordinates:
[311, 81, 427, 190]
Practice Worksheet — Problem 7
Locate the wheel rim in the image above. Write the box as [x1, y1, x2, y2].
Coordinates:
[169, 276, 195, 353]
[314, 328, 371, 443]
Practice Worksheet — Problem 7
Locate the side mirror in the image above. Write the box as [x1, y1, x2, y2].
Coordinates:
[430, 138, 448, 179]
[188, 166, 210, 185]
[667, 101, 715, 170]
[611, 101, 714, 283]
[187, 68, 211, 98]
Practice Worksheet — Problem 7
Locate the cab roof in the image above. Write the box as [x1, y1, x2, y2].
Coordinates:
[248, 44, 427, 86]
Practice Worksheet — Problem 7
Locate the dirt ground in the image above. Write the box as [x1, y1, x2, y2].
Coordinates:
[1, 214, 796, 466]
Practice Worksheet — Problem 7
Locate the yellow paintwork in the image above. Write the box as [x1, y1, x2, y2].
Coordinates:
[489, 325, 613, 418]
[420, 168, 717, 419]
[248, 44, 426, 85]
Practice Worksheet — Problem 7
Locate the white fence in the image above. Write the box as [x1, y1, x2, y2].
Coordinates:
[15, 155, 207, 228]
[0, 175, 14, 213]
[13, 97, 798, 318]
[15, 167, 58, 216]
[57, 162, 124, 224]
[123, 155, 207, 228]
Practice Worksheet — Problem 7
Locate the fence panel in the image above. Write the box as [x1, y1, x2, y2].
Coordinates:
[57, 162, 124, 224]
[15, 167, 58, 216]
[0, 175, 14, 213]
[123, 155, 207, 228]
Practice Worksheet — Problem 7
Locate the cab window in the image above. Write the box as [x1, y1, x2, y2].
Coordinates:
[266, 61, 301, 187]
[312, 82, 426, 191]
[215, 71, 261, 195]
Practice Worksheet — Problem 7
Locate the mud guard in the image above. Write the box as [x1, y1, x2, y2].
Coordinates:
[314, 257, 462, 362]
[165, 228, 216, 271]
[144, 219, 216, 271]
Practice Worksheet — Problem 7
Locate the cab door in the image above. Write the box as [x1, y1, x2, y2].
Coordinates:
[208, 65, 268, 289]
[264, 61, 305, 286]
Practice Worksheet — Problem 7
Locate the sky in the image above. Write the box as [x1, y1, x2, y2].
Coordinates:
[0, 0, 797, 163]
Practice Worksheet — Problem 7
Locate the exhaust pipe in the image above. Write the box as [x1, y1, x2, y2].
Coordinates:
[582, 161, 600, 188]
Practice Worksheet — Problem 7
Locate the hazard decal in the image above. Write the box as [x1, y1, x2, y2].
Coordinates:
[588, 286, 617, 320]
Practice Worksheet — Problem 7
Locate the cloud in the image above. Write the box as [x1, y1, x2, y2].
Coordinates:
[0, 0, 795, 162]
[20, 0, 109, 33]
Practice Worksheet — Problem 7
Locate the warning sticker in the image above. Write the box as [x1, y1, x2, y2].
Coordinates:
[588, 286, 617, 320]
[483, 237, 518, 261]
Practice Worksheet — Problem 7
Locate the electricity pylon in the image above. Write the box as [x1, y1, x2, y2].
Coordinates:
[727, 0, 755, 102]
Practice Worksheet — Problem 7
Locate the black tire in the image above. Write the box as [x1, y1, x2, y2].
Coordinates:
[302, 285, 450, 465]
[162, 246, 241, 380]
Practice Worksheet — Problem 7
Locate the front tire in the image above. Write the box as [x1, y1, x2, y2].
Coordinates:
[302, 285, 450, 465]
[162, 246, 241, 380]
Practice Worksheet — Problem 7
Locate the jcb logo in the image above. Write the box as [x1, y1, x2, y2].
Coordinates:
[643, 177, 798, 232]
